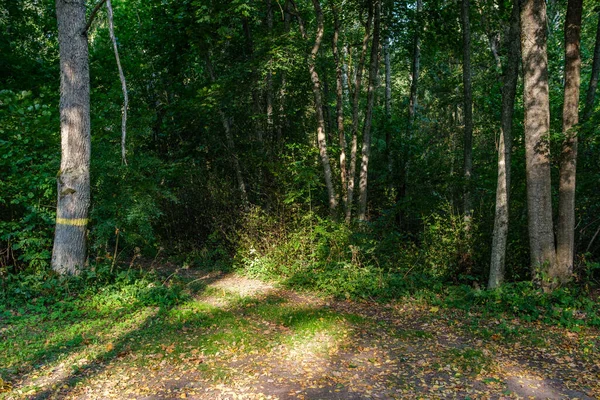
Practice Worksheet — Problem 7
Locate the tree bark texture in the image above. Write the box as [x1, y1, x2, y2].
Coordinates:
[332, 5, 348, 208]
[357, 0, 380, 221]
[520, 0, 556, 282]
[309, 0, 337, 211]
[583, 11, 600, 122]
[556, 0, 583, 284]
[52, 0, 91, 274]
[489, 0, 520, 289]
[461, 0, 474, 224]
[346, 5, 372, 222]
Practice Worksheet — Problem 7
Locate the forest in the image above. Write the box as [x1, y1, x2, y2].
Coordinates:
[1, 0, 600, 398]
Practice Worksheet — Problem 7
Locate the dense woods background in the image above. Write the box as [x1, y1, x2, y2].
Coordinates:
[1, 0, 600, 299]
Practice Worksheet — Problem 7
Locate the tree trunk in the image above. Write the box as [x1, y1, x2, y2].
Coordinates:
[332, 5, 348, 208]
[357, 0, 380, 221]
[461, 0, 474, 226]
[346, 4, 372, 222]
[52, 0, 91, 274]
[488, 0, 520, 289]
[384, 35, 392, 188]
[266, 0, 274, 138]
[206, 54, 249, 206]
[583, 11, 600, 122]
[309, 0, 337, 211]
[520, 0, 556, 284]
[408, 0, 422, 123]
[556, 0, 583, 284]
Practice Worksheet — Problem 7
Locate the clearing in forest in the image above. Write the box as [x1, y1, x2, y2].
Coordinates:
[1, 269, 599, 399]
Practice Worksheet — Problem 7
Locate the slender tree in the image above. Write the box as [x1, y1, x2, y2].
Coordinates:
[332, 4, 348, 208]
[357, 0, 381, 221]
[556, 0, 583, 284]
[308, 0, 337, 211]
[461, 0, 473, 228]
[489, 0, 520, 289]
[52, 0, 91, 274]
[346, 4, 372, 222]
[520, 0, 556, 284]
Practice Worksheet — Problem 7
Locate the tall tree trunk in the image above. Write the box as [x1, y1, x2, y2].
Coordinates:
[357, 0, 380, 221]
[408, 0, 422, 123]
[489, 0, 520, 289]
[384, 35, 392, 188]
[206, 54, 249, 206]
[520, 0, 556, 285]
[461, 0, 474, 226]
[583, 12, 600, 122]
[309, 0, 337, 211]
[332, 5, 348, 208]
[556, 0, 583, 284]
[266, 0, 274, 138]
[346, 5, 372, 222]
[52, 0, 91, 274]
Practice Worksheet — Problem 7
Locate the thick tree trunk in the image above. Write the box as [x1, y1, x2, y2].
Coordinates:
[346, 5, 372, 222]
[357, 0, 380, 221]
[332, 6, 348, 208]
[52, 0, 91, 274]
[556, 0, 583, 284]
[583, 12, 600, 122]
[309, 0, 337, 211]
[489, 0, 520, 289]
[520, 0, 556, 284]
[206, 55, 249, 206]
[461, 0, 473, 226]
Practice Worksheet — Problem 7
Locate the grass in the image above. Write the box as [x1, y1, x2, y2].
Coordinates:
[1, 265, 599, 399]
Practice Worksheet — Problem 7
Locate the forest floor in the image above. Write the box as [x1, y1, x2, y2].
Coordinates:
[1, 267, 599, 400]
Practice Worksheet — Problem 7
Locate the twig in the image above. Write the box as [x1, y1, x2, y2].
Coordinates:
[82, 0, 108, 35]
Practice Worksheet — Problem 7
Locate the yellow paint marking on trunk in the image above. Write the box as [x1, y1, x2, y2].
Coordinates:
[56, 218, 89, 226]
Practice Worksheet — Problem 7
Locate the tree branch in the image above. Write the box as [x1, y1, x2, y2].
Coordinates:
[82, 0, 108, 35]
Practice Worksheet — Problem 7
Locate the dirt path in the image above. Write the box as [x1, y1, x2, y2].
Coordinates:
[6, 272, 600, 400]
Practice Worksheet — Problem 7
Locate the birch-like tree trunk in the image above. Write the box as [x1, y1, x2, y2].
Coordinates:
[520, 0, 556, 284]
[583, 11, 600, 122]
[488, 0, 520, 289]
[309, 0, 337, 211]
[346, 5, 372, 222]
[461, 0, 474, 226]
[52, 0, 91, 274]
[357, 0, 380, 221]
[556, 0, 583, 284]
[332, 5, 348, 208]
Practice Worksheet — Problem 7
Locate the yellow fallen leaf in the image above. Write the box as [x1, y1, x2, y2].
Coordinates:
[430, 306, 439, 312]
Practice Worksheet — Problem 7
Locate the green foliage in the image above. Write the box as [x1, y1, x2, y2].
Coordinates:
[0, 89, 58, 272]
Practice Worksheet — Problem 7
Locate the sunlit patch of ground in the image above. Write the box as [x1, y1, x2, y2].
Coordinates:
[1, 271, 598, 399]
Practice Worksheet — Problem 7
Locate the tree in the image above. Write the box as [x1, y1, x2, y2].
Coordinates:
[52, 0, 91, 274]
[461, 0, 473, 227]
[583, 9, 600, 122]
[556, 0, 583, 284]
[488, 0, 520, 289]
[520, 0, 556, 285]
[357, 0, 381, 221]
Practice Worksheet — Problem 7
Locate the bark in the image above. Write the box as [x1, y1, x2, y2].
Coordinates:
[384, 36, 392, 185]
[520, 0, 556, 283]
[106, 0, 128, 165]
[357, 0, 380, 221]
[206, 55, 249, 206]
[309, 0, 337, 211]
[556, 0, 583, 284]
[583, 12, 600, 122]
[266, 0, 274, 138]
[408, 0, 422, 123]
[332, 5, 348, 208]
[489, 0, 520, 289]
[346, 4, 372, 222]
[52, 0, 91, 274]
[461, 0, 473, 225]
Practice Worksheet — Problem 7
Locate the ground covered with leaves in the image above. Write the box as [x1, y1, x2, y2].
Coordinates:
[1, 269, 599, 399]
